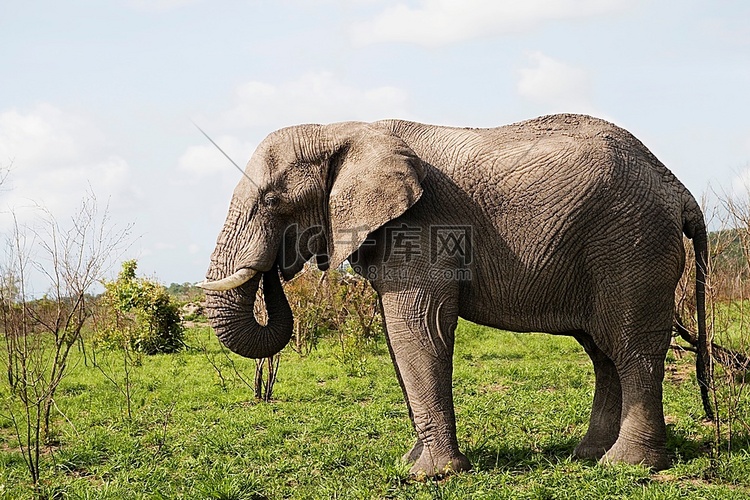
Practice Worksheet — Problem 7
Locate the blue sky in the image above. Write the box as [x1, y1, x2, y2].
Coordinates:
[1, 0, 749, 287]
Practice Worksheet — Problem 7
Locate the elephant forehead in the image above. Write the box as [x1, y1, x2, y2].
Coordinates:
[235, 158, 287, 198]
[243, 154, 274, 184]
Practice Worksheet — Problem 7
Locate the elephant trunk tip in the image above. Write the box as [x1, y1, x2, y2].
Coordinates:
[205, 265, 294, 359]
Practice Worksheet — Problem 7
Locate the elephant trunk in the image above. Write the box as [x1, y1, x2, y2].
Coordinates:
[205, 265, 293, 359]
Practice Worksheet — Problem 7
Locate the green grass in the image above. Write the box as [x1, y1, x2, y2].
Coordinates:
[1, 321, 749, 499]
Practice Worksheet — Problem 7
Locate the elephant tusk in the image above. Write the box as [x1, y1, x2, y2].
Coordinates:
[197, 268, 258, 291]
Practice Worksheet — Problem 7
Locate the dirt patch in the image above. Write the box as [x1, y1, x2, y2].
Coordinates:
[652, 473, 750, 494]
[665, 361, 693, 386]
[664, 415, 678, 425]
[481, 383, 509, 394]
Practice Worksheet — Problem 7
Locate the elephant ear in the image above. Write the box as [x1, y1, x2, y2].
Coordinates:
[326, 125, 425, 269]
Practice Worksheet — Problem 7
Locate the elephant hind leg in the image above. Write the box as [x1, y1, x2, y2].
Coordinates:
[599, 325, 672, 470]
[573, 331, 622, 460]
[602, 338, 671, 470]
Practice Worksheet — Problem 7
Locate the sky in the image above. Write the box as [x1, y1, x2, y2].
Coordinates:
[1, 0, 749, 289]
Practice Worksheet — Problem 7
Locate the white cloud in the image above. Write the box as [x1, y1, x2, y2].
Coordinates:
[0, 104, 139, 229]
[352, 0, 630, 46]
[730, 161, 750, 196]
[220, 71, 410, 130]
[517, 52, 597, 114]
[0, 104, 102, 168]
[177, 135, 255, 183]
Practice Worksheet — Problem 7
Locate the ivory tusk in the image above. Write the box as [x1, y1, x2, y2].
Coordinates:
[197, 268, 258, 291]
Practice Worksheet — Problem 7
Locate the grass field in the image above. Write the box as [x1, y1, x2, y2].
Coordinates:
[1, 321, 749, 499]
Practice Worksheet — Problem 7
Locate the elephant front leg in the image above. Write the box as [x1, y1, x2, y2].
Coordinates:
[380, 298, 424, 465]
[379, 288, 471, 477]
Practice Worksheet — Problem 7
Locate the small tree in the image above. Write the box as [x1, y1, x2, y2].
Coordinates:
[0, 195, 130, 486]
[96, 260, 184, 355]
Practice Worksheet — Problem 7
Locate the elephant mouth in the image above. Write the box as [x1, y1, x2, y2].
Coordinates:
[198, 267, 258, 291]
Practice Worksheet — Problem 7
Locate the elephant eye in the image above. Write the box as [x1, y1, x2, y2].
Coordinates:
[263, 193, 281, 208]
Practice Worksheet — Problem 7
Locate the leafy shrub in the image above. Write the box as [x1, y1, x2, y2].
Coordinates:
[284, 265, 383, 359]
[167, 282, 206, 322]
[94, 260, 184, 354]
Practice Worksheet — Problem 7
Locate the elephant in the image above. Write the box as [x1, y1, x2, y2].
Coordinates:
[199, 113, 710, 477]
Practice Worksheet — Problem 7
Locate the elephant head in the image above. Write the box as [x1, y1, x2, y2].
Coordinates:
[199, 123, 425, 358]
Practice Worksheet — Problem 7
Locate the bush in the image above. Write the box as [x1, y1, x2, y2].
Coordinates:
[284, 264, 383, 359]
[167, 282, 206, 322]
[94, 260, 184, 354]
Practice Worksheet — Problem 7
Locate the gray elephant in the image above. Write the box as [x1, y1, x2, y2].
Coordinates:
[199, 114, 710, 477]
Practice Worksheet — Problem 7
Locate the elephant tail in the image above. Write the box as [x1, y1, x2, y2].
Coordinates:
[682, 195, 714, 421]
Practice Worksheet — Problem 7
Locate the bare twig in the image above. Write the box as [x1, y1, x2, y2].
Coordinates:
[675, 315, 750, 373]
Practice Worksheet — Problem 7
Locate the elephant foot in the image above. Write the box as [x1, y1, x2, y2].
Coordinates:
[600, 439, 670, 471]
[409, 450, 472, 479]
[574, 434, 618, 460]
[574, 441, 610, 461]
[402, 439, 424, 464]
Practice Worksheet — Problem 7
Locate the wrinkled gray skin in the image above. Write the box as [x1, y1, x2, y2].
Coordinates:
[203, 114, 708, 477]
